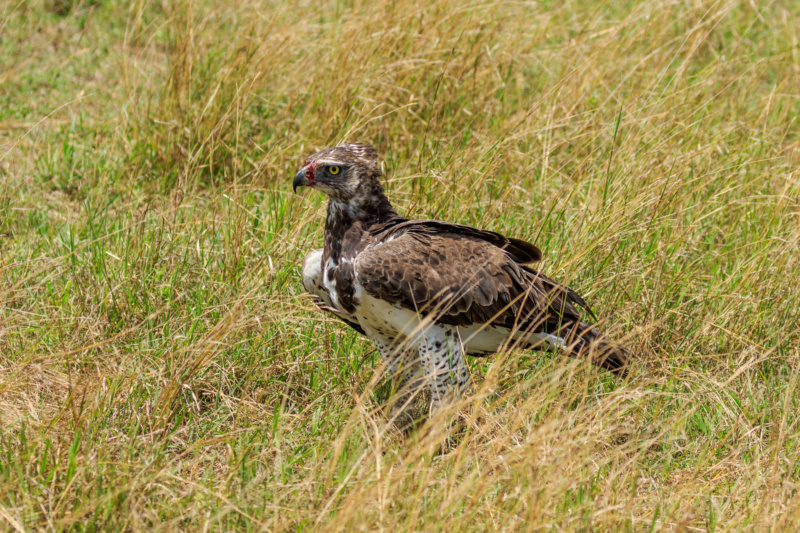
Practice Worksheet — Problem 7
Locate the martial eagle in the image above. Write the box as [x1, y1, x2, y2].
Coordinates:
[293, 143, 628, 416]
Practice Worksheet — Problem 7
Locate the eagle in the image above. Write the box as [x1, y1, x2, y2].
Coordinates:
[293, 143, 628, 417]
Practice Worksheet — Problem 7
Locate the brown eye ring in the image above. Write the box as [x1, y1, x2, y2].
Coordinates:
[329, 166, 340, 175]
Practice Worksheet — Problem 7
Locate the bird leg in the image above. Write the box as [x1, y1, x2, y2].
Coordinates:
[418, 327, 470, 414]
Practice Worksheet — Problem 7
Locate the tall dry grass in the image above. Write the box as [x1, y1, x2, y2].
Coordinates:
[1, 0, 800, 529]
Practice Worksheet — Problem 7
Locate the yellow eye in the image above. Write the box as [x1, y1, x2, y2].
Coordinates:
[329, 166, 340, 175]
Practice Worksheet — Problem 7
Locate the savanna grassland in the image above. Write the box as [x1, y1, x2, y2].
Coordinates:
[1, 0, 800, 530]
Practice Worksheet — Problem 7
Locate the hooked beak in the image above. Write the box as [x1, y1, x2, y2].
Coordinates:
[293, 168, 312, 193]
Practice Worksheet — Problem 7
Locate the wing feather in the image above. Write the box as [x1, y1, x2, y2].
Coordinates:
[355, 231, 584, 329]
[370, 219, 542, 265]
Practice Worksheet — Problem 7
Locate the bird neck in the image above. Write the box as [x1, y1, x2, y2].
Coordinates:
[323, 190, 400, 265]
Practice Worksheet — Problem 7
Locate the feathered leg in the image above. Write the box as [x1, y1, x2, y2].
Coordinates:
[417, 326, 470, 413]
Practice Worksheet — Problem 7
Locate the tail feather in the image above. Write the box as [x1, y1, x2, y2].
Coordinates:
[518, 320, 630, 376]
[571, 322, 629, 376]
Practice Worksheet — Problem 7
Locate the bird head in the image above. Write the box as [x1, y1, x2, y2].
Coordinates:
[293, 143, 383, 205]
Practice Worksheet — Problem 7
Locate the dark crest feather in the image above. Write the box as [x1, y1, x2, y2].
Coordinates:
[310, 143, 378, 164]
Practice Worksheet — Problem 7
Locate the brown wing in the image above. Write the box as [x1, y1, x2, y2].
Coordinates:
[370, 219, 542, 265]
[355, 231, 587, 329]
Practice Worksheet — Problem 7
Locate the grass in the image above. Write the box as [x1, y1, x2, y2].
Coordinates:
[1, 0, 800, 529]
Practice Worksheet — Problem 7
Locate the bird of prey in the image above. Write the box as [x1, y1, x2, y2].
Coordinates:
[294, 143, 628, 417]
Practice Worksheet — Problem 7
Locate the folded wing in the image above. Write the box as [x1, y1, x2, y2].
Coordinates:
[355, 229, 585, 330]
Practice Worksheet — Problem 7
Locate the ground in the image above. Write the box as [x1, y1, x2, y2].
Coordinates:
[1, 0, 800, 530]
